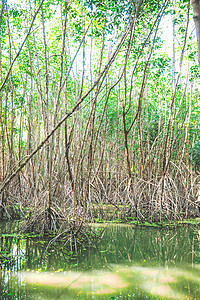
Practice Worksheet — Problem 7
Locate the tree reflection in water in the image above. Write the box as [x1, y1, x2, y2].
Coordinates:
[1, 223, 200, 299]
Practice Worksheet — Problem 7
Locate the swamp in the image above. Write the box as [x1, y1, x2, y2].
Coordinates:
[0, 0, 200, 298]
[2, 221, 200, 299]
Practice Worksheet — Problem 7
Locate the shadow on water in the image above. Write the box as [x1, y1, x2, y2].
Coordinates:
[1, 222, 200, 299]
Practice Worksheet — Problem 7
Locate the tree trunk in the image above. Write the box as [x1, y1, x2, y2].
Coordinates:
[192, 0, 200, 207]
[192, 0, 200, 66]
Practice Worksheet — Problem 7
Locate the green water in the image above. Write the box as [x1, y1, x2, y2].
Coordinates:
[1, 222, 200, 299]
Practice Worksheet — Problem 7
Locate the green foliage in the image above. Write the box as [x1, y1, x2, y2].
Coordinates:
[190, 65, 200, 80]
[191, 141, 200, 171]
[83, 0, 136, 27]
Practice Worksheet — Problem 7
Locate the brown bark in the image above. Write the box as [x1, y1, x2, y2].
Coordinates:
[0, 19, 135, 196]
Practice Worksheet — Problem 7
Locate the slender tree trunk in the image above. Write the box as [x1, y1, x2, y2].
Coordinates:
[192, 0, 200, 205]
[192, 0, 200, 67]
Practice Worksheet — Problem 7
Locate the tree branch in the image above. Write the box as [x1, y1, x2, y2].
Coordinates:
[0, 0, 45, 93]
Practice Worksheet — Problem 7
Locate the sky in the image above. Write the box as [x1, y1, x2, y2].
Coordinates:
[8, 0, 20, 5]
[160, 15, 173, 59]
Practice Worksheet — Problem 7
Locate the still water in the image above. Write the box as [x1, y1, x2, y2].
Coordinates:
[1, 222, 200, 299]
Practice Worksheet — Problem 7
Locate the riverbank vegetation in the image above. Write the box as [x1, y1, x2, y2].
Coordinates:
[0, 0, 200, 235]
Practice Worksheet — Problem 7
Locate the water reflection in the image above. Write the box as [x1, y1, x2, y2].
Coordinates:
[1, 223, 200, 299]
[21, 264, 200, 299]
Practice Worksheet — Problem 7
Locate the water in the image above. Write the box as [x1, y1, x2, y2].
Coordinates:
[1, 222, 200, 299]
